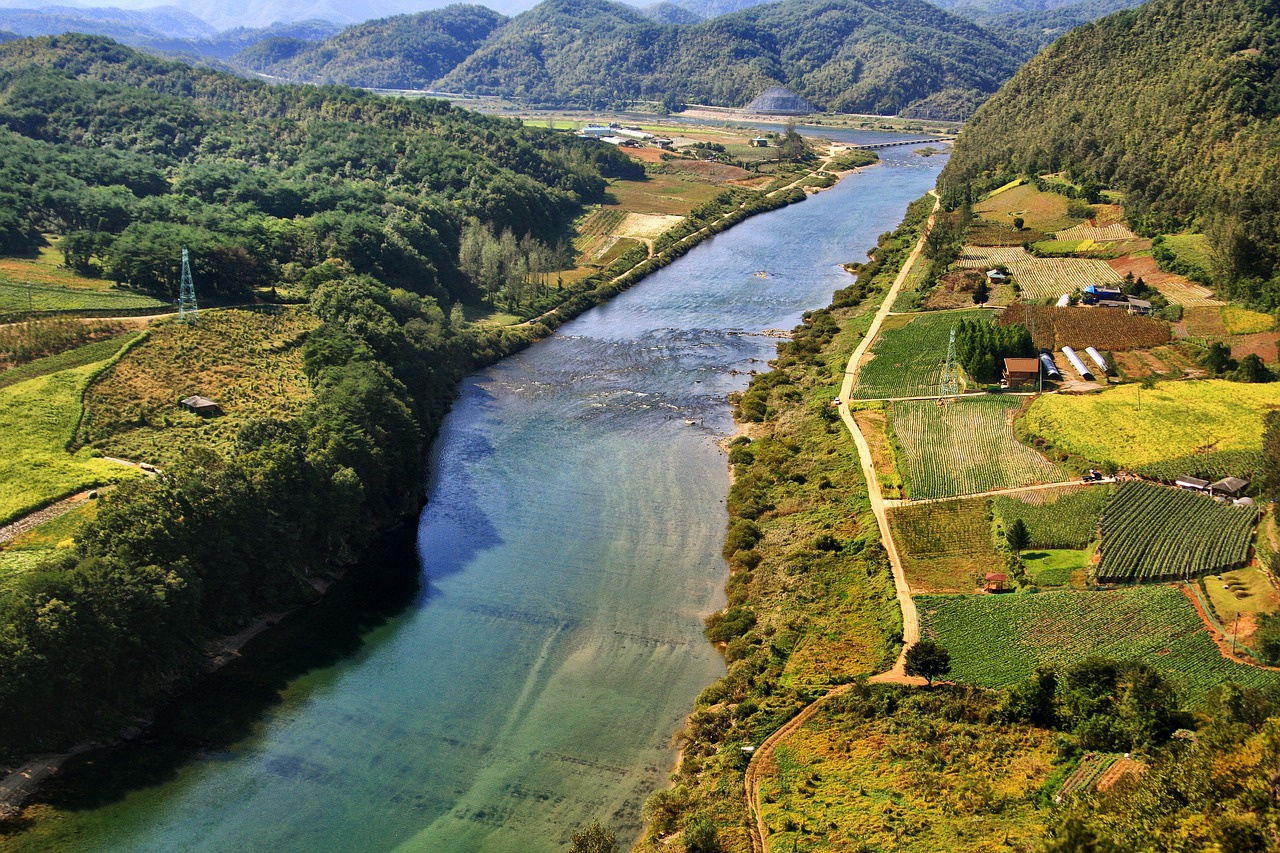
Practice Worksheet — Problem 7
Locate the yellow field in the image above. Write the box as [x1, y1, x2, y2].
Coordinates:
[974, 184, 1079, 232]
[1020, 379, 1280, 468]
[1223, 306, 1277, 335]
[605, 174, 724, 216]
[0, 356, 142, 524]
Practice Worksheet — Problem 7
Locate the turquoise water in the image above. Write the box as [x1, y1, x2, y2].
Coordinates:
[9, 140, 944, 851]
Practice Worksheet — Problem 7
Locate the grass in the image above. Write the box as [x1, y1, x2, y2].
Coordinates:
[991, 485, 1113, 550]
[1019, 379, 1280, 469]
[852, 310, 990, 399]
[757, 687, 1056, 853]
[0, 356, 142, 525]
[892, 397, 1066, 500]
[889, 499, 1000, 593]
[0, 501, 98, 591]
[974, 184, 1079, 232]
[0, 332, 138, 391]
[0, 248, 123, 291]
[1204, 567, 1280, 618]
[0, 281, 169, 313]
[917, 585, 1280, 703]
[1161, 233, 1213, 273]
[79, 308, 318, 465]
[1022, 549, 1088, 587]
[605, 174, 724, 217]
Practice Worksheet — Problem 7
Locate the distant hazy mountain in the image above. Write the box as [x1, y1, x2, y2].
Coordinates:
[641, 1, 700, 23]
[234, 4, 503, 86]
[38, 0, 536, 27]
[0, 4, 215, 39]
[929, 0, 1145, 51]
[430, 0, 1023, 118]
[0, 28, 17, 39]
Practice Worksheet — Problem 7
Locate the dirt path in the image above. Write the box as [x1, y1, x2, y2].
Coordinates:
[742, 193, 937, 853]
[881, 477, 1116, 508]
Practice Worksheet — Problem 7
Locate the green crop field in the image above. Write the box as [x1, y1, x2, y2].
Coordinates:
[0, 281, 168, 313]
[0, 353, 142, 525]
[917, 586, 1280, 702]
[1020, 380, 1280, 469]
[1096, 482, 1256, 582]
[852, 310, 990, 399]
[889, 498, 1000, 592]
[1022, 549, 1088, 587]
[892, 397, 1066, 499]
[992, 485, 1113, 550]
[1134, 449, 1263, 485]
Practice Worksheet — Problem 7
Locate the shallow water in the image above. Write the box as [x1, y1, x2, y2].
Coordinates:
[9, 141, 944, 852]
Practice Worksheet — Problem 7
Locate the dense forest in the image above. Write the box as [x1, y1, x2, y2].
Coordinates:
[0, 34, 646, 753]
[942, 0, 1280, 307]
[237, 0, 1024, 119]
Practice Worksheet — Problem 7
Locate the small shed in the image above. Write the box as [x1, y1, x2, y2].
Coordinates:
[1176, 476, 1209, 492]
[1127, 298, 1152, 315]
[1003, 357, 1040, 386]
[750, 137, 770, 148]
[1209, 477, 1250, 498]
[180, 395, 222, 417]
[985, 572, 1008, 593]
[986, 269, 1008, 282]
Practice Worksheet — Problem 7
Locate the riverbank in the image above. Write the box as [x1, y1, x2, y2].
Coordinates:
[0, 149, 873, 825]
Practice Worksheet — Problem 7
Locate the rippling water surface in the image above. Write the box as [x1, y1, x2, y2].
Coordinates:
[11, 138, 944, 852]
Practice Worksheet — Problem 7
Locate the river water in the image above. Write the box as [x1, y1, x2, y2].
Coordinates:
[9, 134, 944, 851]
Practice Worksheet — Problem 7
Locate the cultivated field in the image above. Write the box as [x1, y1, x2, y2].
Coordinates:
[1019, 379, 1280, 469]
[852, 310, 989, 399]
[892, 397, 1066, 499]
[0, 350, 142, 525]
[1096, 482, 1256, 583]
[974, 183, 1078, 232]
[999, 304, 1169, 352]
[0, 281, 168, 313]
[917, 586, 1280, 701]
[1134, 449, 1263, 485]
[80, 308, 317, 464]
[1054, 223, 1137, 242]
[889, 498, 1000, 592]
[992, 485, 1113, 550]
[956, 246, 1123, 300]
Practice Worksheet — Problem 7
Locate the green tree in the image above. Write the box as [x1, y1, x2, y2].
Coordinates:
[683, 814, 721, 853]
[570, 820, 616, 853]
[972, 278, 990, 304]
[1264, 411, 1280, 501]
[1006, 518, 1031, 555]
[904, 639, 951, 686]
[1233, 353, 1272, 383]
[1199, 341, 1237, 375]
[778, 122, 806, 162]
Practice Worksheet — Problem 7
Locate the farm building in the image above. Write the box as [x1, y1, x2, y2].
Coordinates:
[1127, 298, 1152, 315]
[750, 137, 770, 147]
[1003, 357, 1040, 387]
[1176, 476, 1209, 492]
[1081, 285, 1125, 305]
[986, 269, 1008, 282]
[180, 395, 222, 417]
[1209, 477, 1250, 498]
[984, 572, 1008, 592]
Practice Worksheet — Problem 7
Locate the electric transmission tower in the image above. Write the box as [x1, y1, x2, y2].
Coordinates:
[178, 246, 198, 324]
[940, 324, 960, 397]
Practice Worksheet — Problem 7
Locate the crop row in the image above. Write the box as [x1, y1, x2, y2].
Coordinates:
[992, 485, 1114, 550]
[998, 304, 1169, 352]
[0, 281, 167, 313]
[1096, 482, 1256, 582]
[889, 498, 993, 558]
[956, 246, 1123, 301]
[892, 398, 1065, 499]
[916, 586, 1280, 703]
[852, 310, 990, 399]
[1134, 450, 1263, 486]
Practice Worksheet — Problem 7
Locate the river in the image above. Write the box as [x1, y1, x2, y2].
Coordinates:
[7, 134, 945, 851]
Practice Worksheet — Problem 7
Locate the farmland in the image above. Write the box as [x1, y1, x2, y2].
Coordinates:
[79, 308, 317, 465]
[1054, 223, 1138, 242]
[889, 498, 1000, 592]
[956, 246, 1124, 301]
[1134, 449, 1263, 485]
[892, 397, 1066, 499]
[917, 586, 1280, 701]
[974, 183, 1078, 232]
[1019, 379, 1280, 469]
[1022, 549, 1088, 587]
[0, 348, 142, 525]
[1096, 482, 1256, 583]
[992, 484, 1113, 550]
[0, 281, 168, 314]
[852, 310, 990, 399]
[998, 304, 1169, 351]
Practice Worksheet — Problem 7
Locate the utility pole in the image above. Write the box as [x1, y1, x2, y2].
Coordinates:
[178, 246, 198, 324]
[1232, 611, 1240, 656]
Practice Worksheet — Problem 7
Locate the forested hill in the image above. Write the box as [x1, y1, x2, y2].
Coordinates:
[233, 5, 505, 88]
[437, 0, 1024, 118]
[928, 0, 1145, 52]
[239, 0, 1025, 119]
[942, 0, 1280, 306]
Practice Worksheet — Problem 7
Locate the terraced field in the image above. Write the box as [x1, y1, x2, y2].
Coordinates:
[917, 586, 1280, 702]
[956, 246, 1123, 300]
[892, 397, 1066, 499]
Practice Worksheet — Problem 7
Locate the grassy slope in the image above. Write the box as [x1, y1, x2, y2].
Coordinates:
[0, 355, 141, 524]
[1020, 379, 1280, 469]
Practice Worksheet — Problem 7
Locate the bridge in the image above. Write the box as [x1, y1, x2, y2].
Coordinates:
[859, 137, 956, 150]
